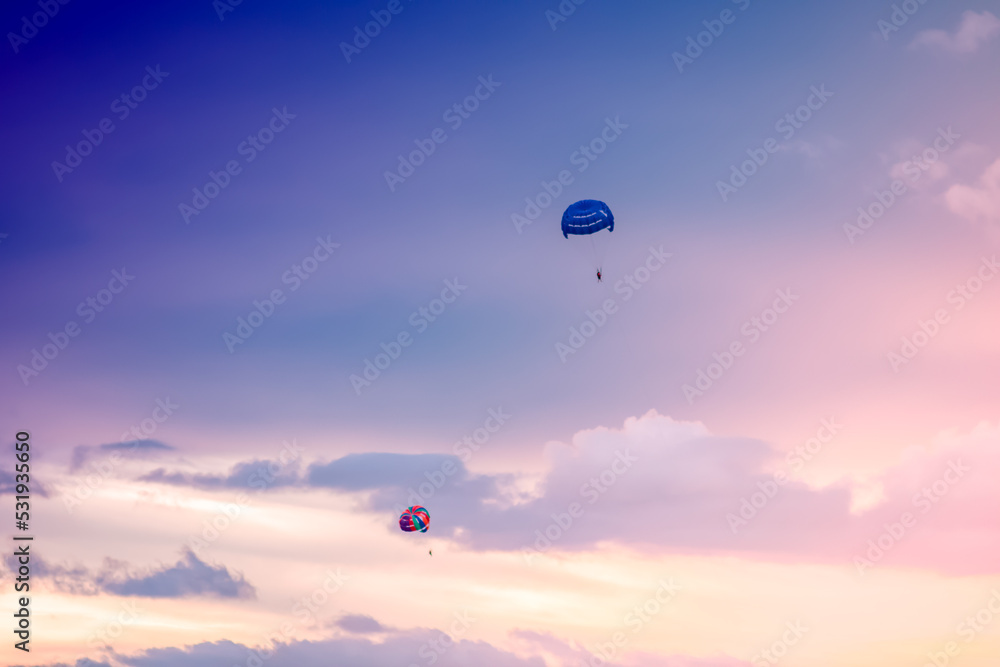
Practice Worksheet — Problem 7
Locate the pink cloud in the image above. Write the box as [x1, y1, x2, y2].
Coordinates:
[456, 411, 1000, 575]
[945, 158, 1000, 224]
[134, 412, 1000, 575]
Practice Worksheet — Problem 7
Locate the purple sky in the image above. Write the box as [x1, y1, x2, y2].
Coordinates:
[2, 1, 1000, 666]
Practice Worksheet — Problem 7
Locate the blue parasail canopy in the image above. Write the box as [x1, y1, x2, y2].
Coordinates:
[561, 200, 614, 239]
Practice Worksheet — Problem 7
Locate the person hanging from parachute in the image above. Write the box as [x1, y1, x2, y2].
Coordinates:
[561, 200, 614, 283]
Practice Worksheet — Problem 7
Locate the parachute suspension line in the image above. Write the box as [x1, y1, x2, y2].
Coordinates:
[588, 233, 601, 272]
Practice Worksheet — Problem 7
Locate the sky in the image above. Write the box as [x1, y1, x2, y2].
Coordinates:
[1, 0, 1000, 665]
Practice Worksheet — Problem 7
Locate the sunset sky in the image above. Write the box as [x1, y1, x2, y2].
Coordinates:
[2, 1, 1000, 666]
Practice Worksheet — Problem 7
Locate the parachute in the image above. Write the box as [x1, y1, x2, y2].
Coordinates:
[399, 506, 430, 533]
[561, 200, 614, 239]
[561, 200, 614, 276]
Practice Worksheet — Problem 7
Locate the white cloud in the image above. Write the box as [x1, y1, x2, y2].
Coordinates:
[945, 158, 1000, 223]
[911, 10, 1000, 53]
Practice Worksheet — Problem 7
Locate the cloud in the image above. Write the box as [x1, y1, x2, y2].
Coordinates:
[881, 134, 990, 191]
[511, 629, 751, 667]
[945, 158, 1000, 224]
[0, 470, 16, 495]
[306, 452, 504, 512]
[132, 451, 502, 509]
[418, 413, 856, 557]
[70, 440, 174, 472]
[359, 411, 1000, 574]
[887, 152, 949, 188]
[510, 628, 593, 664]
[307, 453, 460, 490]
[103, 634, 546, 667]
[14, 631, 752, 667]
[911, 10, 1000, 53]
[97, 550, 256, 599]
[3, 549, 255, 599]
[0, 467, 50, 497]
[14, 554, 100, 595]
[333, 614, 388, 634]
[134, 412, 1000, 575]
[10, 661, 111, 667]
[139, 458, 299, 491]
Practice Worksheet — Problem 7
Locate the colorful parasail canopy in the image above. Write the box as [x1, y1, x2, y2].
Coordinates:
[399, 505, 430, 533]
